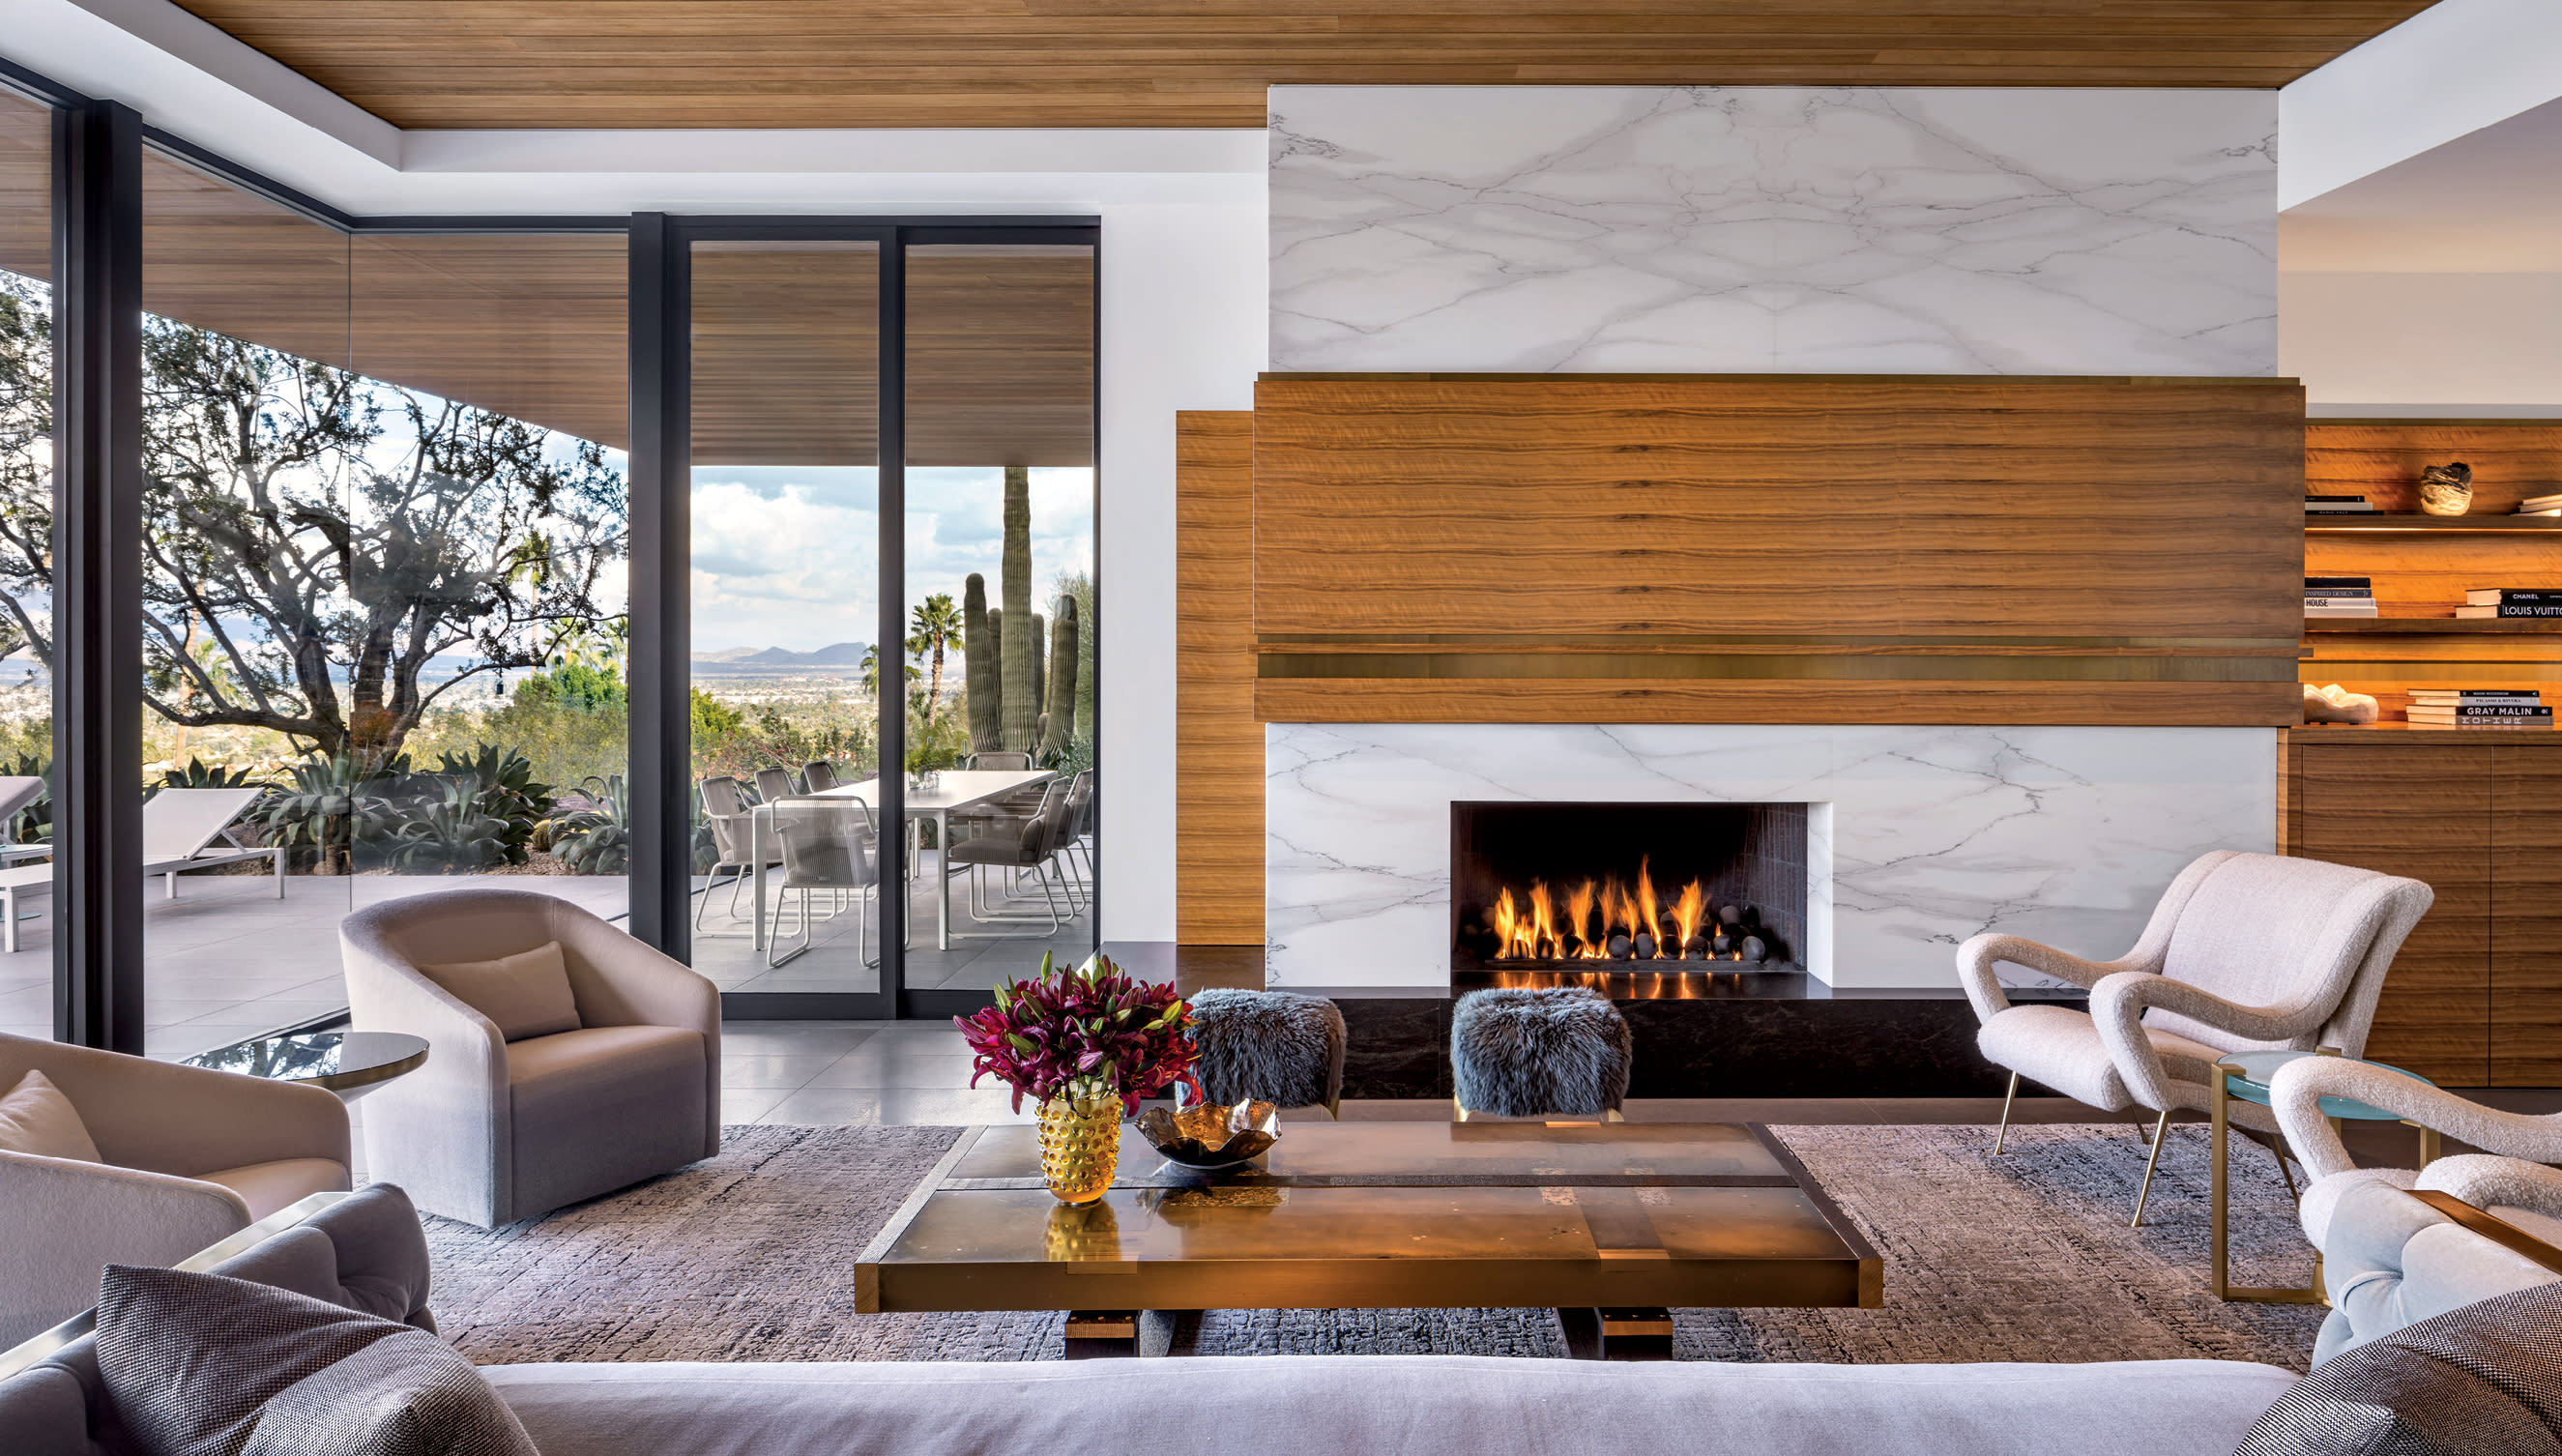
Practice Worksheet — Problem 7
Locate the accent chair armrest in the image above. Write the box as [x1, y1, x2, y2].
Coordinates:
[0, 1038, 349, 1179]
[0, 1150, 251, 1345]
[2087, 971, 2338, 1112]
[2417, 1158, 2562, 1234]
[340, 930, 512, 1222]
[2273, 1057, 2562, 1181]
[1956, 935, 2134, 1022]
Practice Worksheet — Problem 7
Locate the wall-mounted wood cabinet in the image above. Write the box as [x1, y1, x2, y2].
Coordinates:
[2285, 727, 2562, 1087]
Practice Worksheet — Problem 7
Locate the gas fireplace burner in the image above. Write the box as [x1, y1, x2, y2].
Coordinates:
[1449, 801, 1808, 983]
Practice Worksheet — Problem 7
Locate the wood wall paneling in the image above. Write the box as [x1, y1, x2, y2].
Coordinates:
[169, 3, 2437, 129]
[2492, 743, 2562, 1086]
[1177, 411, 1263, 946]
[2288, 739, 2490, 1087]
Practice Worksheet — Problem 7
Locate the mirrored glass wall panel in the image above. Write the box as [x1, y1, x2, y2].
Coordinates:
[687, 240, 886, 994]
[0, 88, 54, 1041]
[900, 243, 1096, 991]
[137, 147, 629, 1055]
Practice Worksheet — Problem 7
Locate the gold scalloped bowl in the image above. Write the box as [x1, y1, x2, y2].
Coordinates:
[1135, 1099, 1281, 1170]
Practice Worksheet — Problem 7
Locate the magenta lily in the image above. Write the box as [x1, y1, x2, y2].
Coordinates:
[953, 951, 1201, 1116]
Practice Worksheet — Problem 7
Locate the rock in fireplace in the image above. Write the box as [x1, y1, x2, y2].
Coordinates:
[1449, 801, 1807, 993]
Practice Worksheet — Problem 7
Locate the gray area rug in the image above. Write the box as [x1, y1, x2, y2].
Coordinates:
[422, 1121, 2326, 1369]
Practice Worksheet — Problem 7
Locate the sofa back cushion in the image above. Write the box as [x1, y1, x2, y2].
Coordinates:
[0, 1069, 102, 1163]
[2237, 1281, 2562, 1454]
[418, 941, 581, 1042]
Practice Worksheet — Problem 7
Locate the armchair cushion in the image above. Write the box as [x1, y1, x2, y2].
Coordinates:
[1974, 1005, 2226, 1112]
[0, 1069, 102, 1163]
[198, 1158, 354, 1222]
[420, 940, 582, 1042]
[93, 1263, 536, 1456]
[2236, 1281, 2562, 1455]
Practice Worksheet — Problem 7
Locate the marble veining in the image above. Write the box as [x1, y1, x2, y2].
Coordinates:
[1269, 86, 2277, 375]
[1266, 723, 2276, 990]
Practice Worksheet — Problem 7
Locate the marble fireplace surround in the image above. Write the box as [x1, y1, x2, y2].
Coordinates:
[1266, 722, 2277, 991]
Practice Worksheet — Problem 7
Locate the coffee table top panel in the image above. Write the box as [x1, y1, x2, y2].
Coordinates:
[951, 1120, 1793, 1187]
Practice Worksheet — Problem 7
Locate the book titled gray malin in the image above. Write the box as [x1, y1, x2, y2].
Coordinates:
[2457, 588, 2562, 619]
[2409, 688, 2552, 727]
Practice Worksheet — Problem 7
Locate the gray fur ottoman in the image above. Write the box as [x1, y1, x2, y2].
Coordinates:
[1451, 986, 1632, 1119]
[1186, 988, 1347, 1116]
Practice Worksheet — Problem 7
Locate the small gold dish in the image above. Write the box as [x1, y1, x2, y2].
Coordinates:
[1135, 1099, 1281, 1170]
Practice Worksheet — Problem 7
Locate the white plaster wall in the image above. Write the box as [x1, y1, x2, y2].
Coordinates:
[1096, 201, 1267, 943]
[2282, 272, 2562, 415]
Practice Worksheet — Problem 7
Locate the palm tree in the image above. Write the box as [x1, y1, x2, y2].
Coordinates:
[907, 593, 964, 721]
[859, 644, 918, 704]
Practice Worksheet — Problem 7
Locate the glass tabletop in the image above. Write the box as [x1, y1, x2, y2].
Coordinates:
[184, 1031, 428, 1090]
[2217, 1049, 2432, 1121]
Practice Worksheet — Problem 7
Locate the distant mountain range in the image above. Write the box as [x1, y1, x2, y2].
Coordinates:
[691, 642, 868, 673]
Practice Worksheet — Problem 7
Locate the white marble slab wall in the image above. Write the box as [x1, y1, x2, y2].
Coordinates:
[1270, 86, 2277, 375]
[1266, 723, 2277, 990]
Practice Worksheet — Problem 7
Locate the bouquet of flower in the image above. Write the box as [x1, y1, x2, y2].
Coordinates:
[954, 951, 1200, 1116]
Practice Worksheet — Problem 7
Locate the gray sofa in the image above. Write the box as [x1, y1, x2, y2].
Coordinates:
[0, 1185, 2301, 1456]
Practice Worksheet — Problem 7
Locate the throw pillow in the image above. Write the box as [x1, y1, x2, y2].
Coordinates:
[0, 1067, 103, 1162]
[2235, 1280, 2562, 1455]
[94, 1264, 538, 1456]
[417, 940, 581, 1041]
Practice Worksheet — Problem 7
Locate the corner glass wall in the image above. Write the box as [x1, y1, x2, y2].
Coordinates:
[0, 87, 54, 1041]
[136, 148, 628, 1056]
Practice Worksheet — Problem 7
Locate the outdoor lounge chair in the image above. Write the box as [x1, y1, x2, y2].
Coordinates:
[0, 787, 281, 954]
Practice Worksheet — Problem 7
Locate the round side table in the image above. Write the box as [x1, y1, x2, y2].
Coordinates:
[184, 1031, 428, 1102]
[2210, 1047, 2435, 1303]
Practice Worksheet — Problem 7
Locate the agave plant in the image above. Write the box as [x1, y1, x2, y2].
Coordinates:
[2, 752, 49, 846]
[152, 757, 265, 792]
[954, 951, 1200, 1116]
[248, 751, 408, 874]
[383, 775, 512, 874]
[430, 745, 553, 865]
[543, 772, 630, 876]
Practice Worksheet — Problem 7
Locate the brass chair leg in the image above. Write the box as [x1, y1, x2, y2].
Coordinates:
[2267, 1138, 2301, 1203]
[1993, 1071, 2021, 1154]
[2130, 1109, 2171, 1228]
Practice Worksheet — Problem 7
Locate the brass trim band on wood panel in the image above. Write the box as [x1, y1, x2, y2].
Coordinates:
[1257, 653, 2300, 683]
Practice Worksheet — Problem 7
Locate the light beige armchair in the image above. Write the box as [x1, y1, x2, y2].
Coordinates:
[1960, 850, 2433, 1224]
[0, 1032, 350, 1344]
[341, 888, 720, 1229]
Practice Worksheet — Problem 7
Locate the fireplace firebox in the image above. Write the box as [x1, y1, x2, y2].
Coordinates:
[1450, 801, 1808, 989]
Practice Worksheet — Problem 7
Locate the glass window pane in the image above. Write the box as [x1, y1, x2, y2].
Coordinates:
[688, 240, 883, 992]
[0, 88, 53, 1039]
[902, 242, 1094, 991]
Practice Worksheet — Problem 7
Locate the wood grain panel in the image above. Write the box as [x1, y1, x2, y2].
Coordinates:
[1250, 374, 2304, 726]
[1260, 679, 2302, 726]
[1177, 412, 1263, 946]
[2492, 743, 2562, 1086]
[168, 2, 2435, 129]
[2288, 740, 2489, 1087]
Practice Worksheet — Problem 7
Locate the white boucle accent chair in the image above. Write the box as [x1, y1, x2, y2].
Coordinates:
[1959, 850, 2433, 1226]
[2272, 1057, 2562, 1360]
[0, 1032, 350, 1345]
[341, 888, 720, 1229]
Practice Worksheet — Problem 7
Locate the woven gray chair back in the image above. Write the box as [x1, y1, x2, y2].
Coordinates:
[753, 766, 799, 803]
[771, 799, 878, 889]
[966, 751, 1033, 772]
[1063, 772, 1093, 835]
[698, 775, 752, 862]
[803, 761, 839, 793]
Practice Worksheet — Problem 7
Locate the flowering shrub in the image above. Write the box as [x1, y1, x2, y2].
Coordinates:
[955, 951, 1199, 1115]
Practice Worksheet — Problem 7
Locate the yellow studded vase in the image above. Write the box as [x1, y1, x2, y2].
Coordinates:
[1036, 1092, 1122, 1206]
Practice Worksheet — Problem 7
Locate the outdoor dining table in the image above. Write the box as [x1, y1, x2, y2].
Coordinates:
[746, 769, 1053, 951]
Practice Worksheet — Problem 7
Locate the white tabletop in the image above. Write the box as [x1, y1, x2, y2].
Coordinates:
[805, 769, 1051, 814]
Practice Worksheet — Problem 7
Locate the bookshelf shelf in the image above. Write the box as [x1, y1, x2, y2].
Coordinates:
[2303, 618, 2562, 634]
[2306, 515, 2562, 533]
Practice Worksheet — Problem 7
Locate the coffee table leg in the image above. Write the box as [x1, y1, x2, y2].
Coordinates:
[1064, 1310, 1136, 1359]
[1558, 1307, 1674, 1360]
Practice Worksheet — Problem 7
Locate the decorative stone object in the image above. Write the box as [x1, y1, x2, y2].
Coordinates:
[2417, 462, 2475, 517]
[2301, 683, 2379, 727]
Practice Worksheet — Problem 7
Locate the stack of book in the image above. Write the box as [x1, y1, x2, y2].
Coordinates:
[2305, 576, 2378, 619]
[2457, 589, 2562, 619]
[2305, 494, 2374, 514]
[2408, 689, 2552, 728]
[2514, 492, 2562, 518]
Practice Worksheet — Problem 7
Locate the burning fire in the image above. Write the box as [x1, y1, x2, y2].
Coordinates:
[1485, 856, 1762, 964]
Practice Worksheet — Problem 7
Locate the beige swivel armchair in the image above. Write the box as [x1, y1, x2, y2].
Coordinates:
[0, 1032, 350, 1344]
[341, 888, 719, 1229]
[1960, 850, 2433, 1224]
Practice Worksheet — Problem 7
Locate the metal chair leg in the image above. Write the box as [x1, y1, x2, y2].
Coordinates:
[2130, 1109, 2171, 1228]
[1993, 1071, 2021, 1155]
[2267, 1137, 2302, 1202]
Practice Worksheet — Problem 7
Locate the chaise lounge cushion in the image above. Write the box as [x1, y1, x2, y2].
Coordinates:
[420, 941, 583, 1042]
[0, 1069, 102, 1163]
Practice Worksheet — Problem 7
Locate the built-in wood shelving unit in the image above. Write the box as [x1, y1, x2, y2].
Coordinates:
[2304, 619, 2562, 634]
[2308, 515, 2562, 534]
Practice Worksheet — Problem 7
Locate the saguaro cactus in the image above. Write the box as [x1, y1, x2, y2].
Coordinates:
[1029, 611, 1047, 730]
[1038, 596, 1081, 763]
[1000, 464, 1037, 752]
[963, 573, 999, 752]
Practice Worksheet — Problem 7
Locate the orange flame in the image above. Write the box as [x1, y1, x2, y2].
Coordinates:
[1670, 880, 1707, 949]
[1485, 863, 1727, 964]
[1635, 856, 1661, 951]
[1527, 879, 1557, 960]
[1565, 879, 1597, 957]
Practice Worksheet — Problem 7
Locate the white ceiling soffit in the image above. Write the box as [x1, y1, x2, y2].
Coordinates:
[1, 0, 1264, 216]
[2280, 0, 2562, 213]
[2283, 91, 2562, 273]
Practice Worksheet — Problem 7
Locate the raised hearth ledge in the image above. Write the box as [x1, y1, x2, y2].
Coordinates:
[1266, 722, 2277, 992]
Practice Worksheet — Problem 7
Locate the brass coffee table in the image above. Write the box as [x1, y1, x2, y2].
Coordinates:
[856, 1121, 1880, 1358]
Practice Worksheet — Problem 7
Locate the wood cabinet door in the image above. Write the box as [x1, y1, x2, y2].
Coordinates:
[2492, 743, 2562, 1086]
[2291, 743, 2490, 1087]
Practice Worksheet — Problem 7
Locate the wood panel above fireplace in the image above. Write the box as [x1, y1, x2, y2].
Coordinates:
[1248, 373, 2306, 727]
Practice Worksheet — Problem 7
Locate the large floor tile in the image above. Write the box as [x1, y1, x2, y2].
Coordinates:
[801, 1053, 981, 1089]
[719, 1054, 843, 1091]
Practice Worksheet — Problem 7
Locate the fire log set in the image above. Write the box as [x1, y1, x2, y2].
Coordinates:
[1460, 855, 1787, 967]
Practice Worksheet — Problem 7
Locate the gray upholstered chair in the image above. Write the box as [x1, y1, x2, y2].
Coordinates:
[0, 1032, 350, 1344]
[753, 766, 800, 804]
[802, 760, 840, 793]
[1187, 989, 1347, 1118]
[340, 888, 719, 1229]
[947, 779, 1077, 934]
[1962, 850, 2433, 1225]
[694, 775, 773, 934]
[1449, 986, 1631, 1121]
[2273, 1057, 2562, 1361]
[766, 797, 881, 969]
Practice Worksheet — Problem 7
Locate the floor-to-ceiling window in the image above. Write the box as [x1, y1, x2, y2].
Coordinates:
[0, 85, 55, 1042]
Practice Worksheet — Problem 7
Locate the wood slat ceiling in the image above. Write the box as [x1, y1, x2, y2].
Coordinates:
[168, 1, 2443, 130]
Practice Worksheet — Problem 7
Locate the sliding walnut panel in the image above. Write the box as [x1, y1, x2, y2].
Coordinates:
[2493, 743, 2562, 1086]
[1177, 412, 1263, 946]
[1251, 375, 2306, 726]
